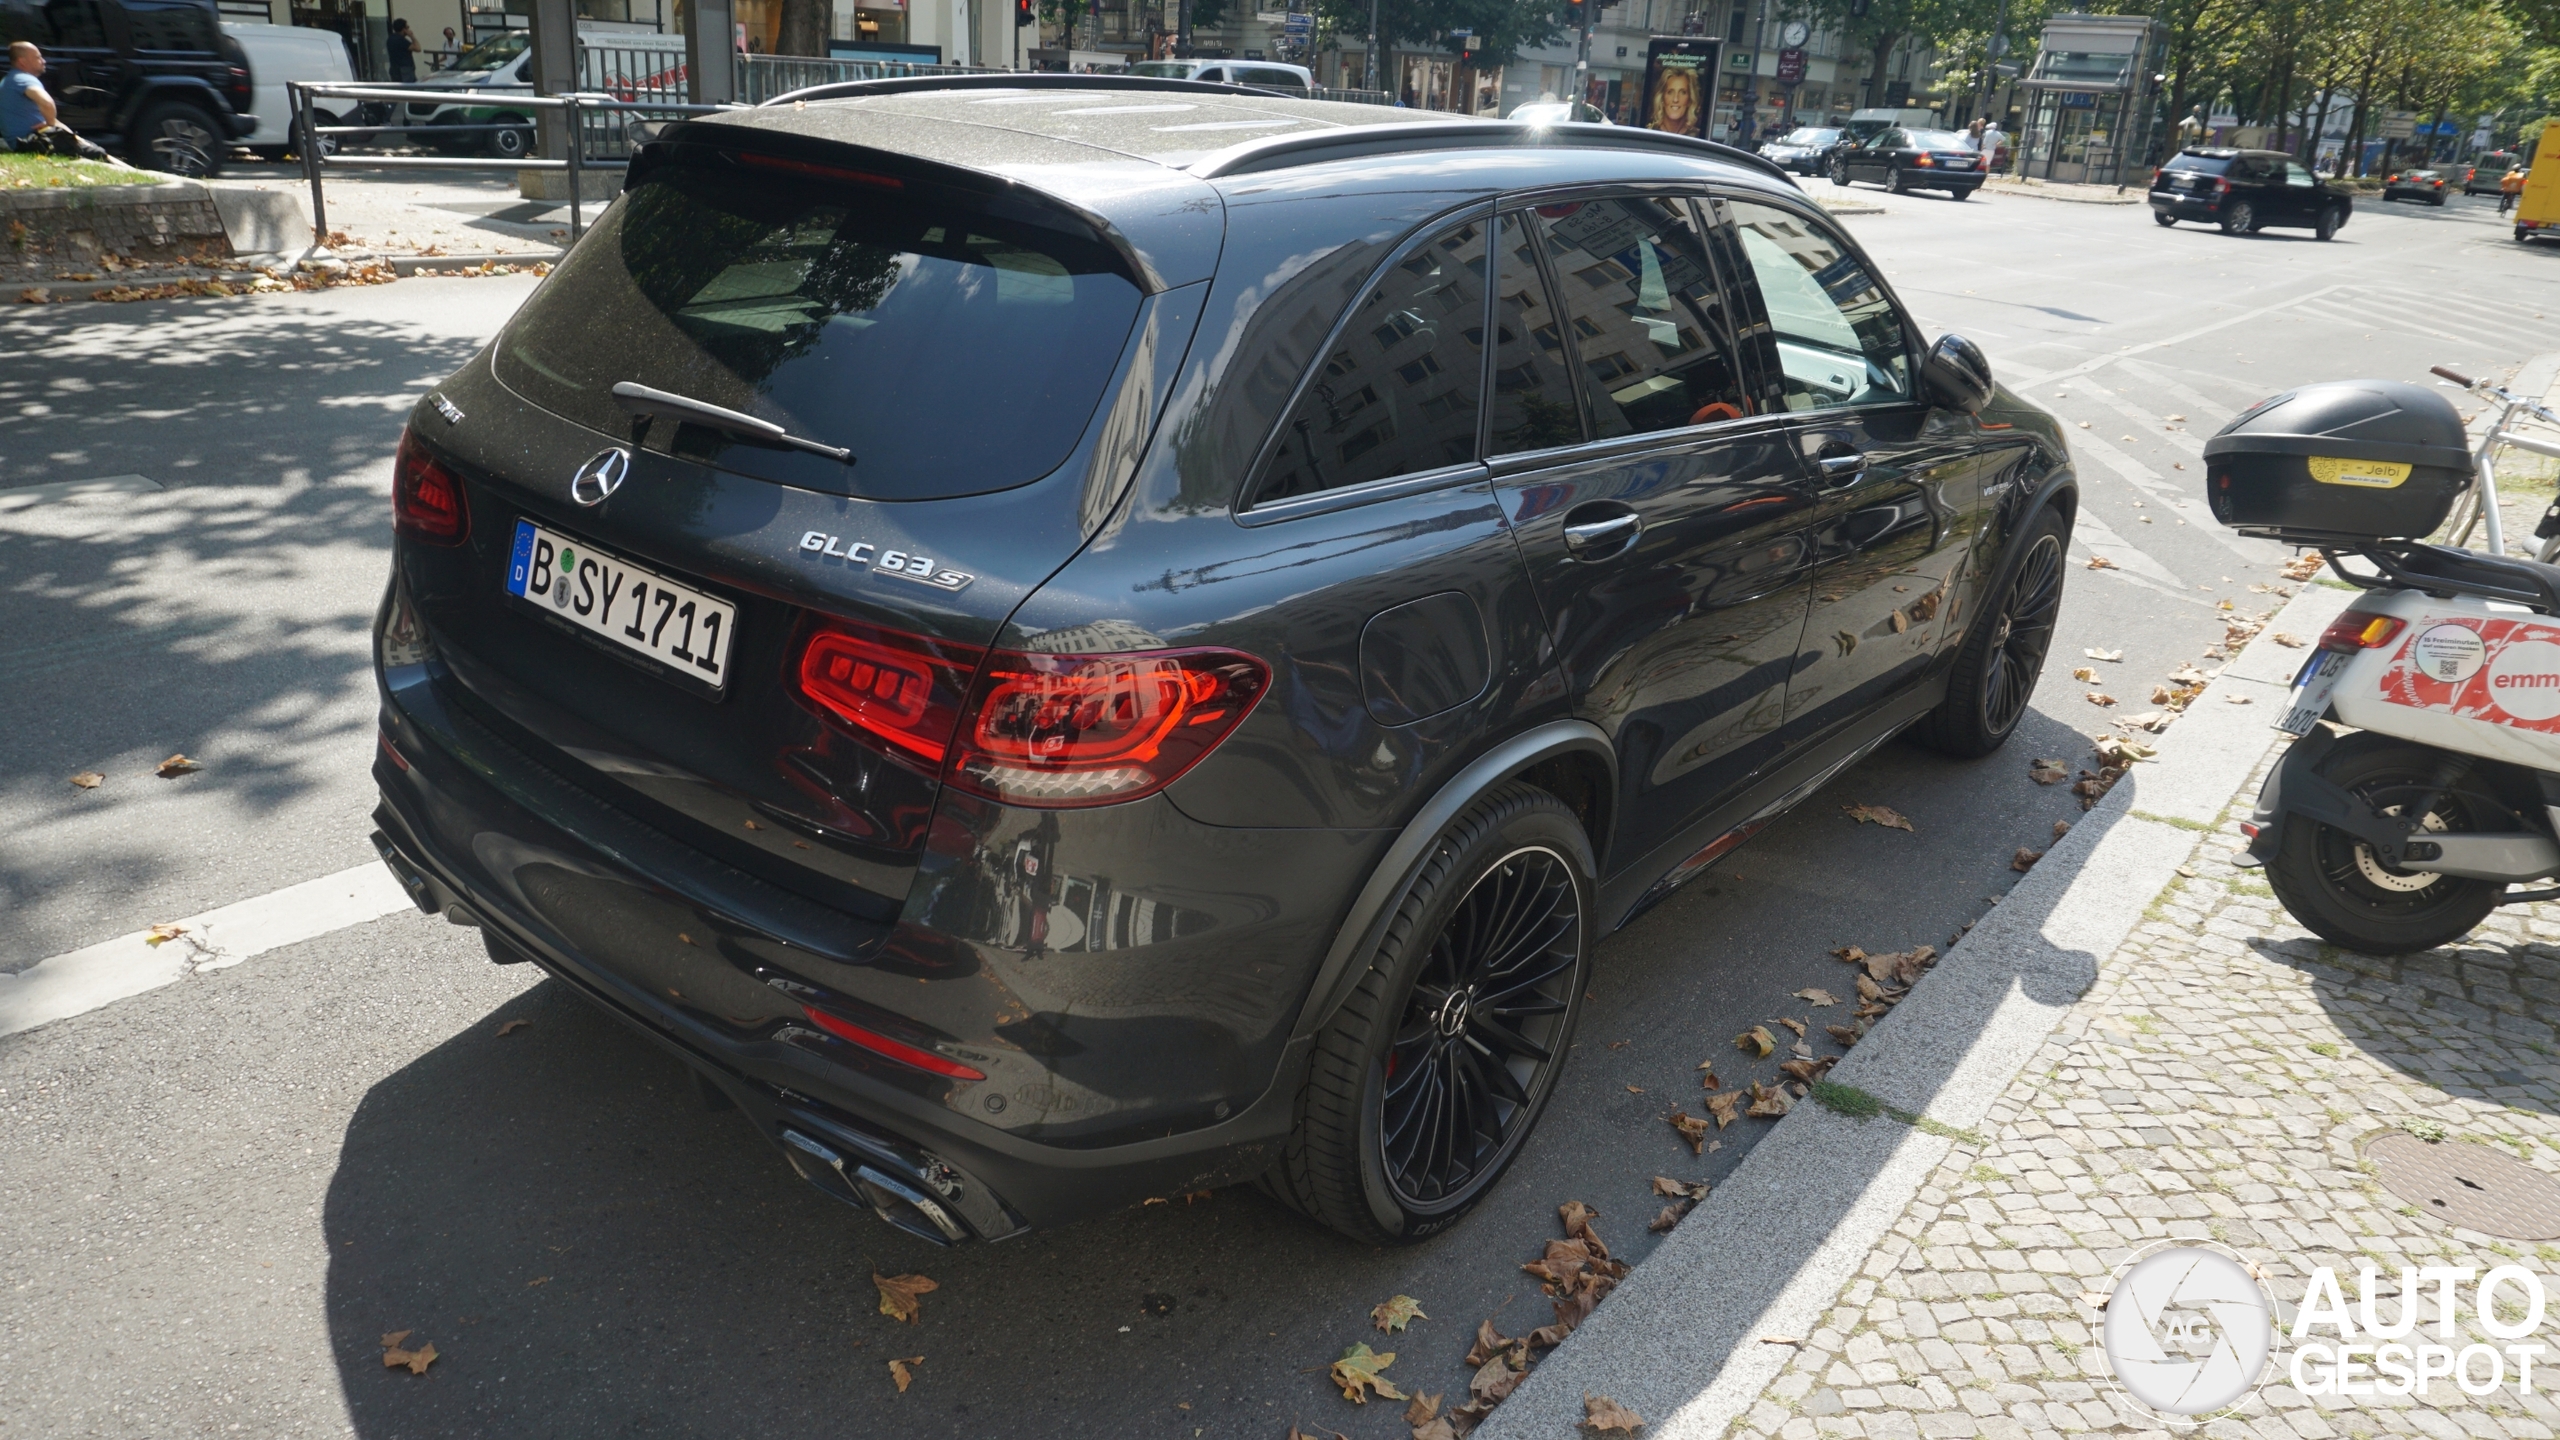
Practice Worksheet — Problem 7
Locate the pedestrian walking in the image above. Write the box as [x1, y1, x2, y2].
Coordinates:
[2502, 165, 2527, 215]
[1965, 117, 1986, 150]
[386, 18, 418, 83]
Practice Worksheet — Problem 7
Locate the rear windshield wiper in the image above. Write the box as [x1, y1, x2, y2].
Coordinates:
[611, 381, 853, 464]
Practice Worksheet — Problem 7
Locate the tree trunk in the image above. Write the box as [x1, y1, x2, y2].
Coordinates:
[775, 0, 828, 56]
[1864, 30, 1904, 108]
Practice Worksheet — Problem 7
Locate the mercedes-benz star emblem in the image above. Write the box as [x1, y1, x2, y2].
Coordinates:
[570, 448, 630, 507]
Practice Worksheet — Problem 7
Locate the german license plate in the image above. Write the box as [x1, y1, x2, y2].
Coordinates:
[506, 519, 736, 690]
[2276, 649, 2343, 736]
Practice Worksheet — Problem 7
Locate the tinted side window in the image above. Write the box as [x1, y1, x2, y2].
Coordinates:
[2283, 162, 2317, 187]
[1527, 195, 1750, 439]
[1727, 201, 1909, 410]
[124, 0, 216, 52]
[42, 0, 109, 47]
[1253, 219, 1489, 505]
[1487, 212, 1584, 454]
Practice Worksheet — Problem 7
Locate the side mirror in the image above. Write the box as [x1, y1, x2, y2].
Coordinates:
[1923, 333, 1995, 415]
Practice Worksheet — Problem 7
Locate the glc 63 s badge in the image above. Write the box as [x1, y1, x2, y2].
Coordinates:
[798, 531, 975, 593]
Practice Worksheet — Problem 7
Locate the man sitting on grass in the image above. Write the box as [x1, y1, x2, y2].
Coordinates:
[4, 42, 118, 163]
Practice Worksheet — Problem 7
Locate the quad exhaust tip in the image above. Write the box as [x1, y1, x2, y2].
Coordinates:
[780, 1129, 970, 1245]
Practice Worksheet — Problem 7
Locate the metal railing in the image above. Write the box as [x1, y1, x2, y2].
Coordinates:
[286, 80, 729, 245]
[736, 53, 1013, 102]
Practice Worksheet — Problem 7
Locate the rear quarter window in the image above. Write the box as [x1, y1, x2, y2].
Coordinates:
[2163, 154, 2231, 175]
[124, 0, 219, 54]
[493, 154, 1147, 501]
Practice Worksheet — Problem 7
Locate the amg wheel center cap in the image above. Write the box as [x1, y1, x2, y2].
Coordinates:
[1434, 986, 1476, 1039]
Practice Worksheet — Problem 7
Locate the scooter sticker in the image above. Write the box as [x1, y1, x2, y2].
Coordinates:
[2409, 623, 2487, 683]
[2377, 618, 2560, 729]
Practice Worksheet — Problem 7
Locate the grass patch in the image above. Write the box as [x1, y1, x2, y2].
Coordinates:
[1811, 1080, 1988, 1145]
[2308, 1041, 2339, 1058]
[1967, 1163, 2007, 1185]
[0, 153, 158, 188]
[2131, 810, 2214, 832]
[2401, 1117, 2449, 1142]
[2127, 1014, 2162, 1035]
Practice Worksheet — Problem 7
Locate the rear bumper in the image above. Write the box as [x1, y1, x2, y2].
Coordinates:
[371, 653, 1381, 1237]
[2149, 192, 2222, 218]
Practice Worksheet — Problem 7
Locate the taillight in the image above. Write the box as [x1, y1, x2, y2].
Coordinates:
[2316, 612, 2407, 652]
[948, 647, 1269, 807]
[2215, 176, 2231, 194]
[1915, 153, 1934, 167]
[801, 1006, 986, 1080]
[791, 622, 1270, 807]
[794, 619, 981, 764]
[391, 429, 468, 545]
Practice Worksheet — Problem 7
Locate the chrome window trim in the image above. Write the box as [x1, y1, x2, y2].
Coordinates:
[1232, 460, 1492, 527]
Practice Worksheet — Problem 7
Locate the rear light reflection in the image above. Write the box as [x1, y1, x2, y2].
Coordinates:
[801, 1006, 986, 1080]
[2316, 612, 2407, 652]
[791, 620, 1269, 808]
[391, 429, 469, 546]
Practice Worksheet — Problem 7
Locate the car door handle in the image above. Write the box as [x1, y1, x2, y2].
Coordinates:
[1818, 452, 1868, 485]
[1562, 511, 1641, 558]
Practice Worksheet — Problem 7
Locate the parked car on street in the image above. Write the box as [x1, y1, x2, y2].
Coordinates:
[1125, 58, 1313, 92]
[223, 21, 360, 159]
[409, 27, 685, 158]
[0, 0, 255, 175]
[2380, 168, 2451, 205]
[1507, 98, 1609, 124]
[1759, 124, 1842, 175]
[2148, 147, 2354, 239]
[2464, 150, 2520, 195]
[371, 75, 2076, 1247]
[1830, 126, 1988, 197]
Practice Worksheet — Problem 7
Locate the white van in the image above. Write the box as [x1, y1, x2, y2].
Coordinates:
[221, 22, 358, 158]
[408, 28, 688, 158]
[1125, 58, 1314, 94]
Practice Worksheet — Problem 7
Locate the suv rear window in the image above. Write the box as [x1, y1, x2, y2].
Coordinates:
[494, 153, 1147, 500]
[2163, 154, 2231, 175]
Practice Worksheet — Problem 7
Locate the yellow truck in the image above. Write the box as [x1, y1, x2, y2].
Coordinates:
[2519, 120, 2560, 244]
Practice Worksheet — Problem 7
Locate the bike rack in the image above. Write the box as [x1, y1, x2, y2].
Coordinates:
[284, 81, 732, 246]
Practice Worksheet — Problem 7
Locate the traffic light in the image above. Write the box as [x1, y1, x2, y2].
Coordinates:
[1017, 0, 1034, 26]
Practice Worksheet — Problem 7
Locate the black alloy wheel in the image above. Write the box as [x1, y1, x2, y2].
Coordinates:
[1831, 158, 1850, 187]
[2266, 735, 2506, 954]
[2316, 206, 2341, 241]
[2221, 199, 2257, 234]
[135, 102, 221, 178]
[1912, 510, 2068, 758]
[1376, 846, 1582, 1207]
[1268, 783, 1594, 1244]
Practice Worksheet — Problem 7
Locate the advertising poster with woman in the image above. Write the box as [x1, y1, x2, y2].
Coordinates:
[1640, 38, 1721, 137]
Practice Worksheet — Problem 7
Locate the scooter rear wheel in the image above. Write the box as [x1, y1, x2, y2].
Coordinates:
[2265, 735, 2507, 955]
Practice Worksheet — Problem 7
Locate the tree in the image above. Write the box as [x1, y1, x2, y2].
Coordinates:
[776, 0, 829, 55]
[1308, 0, 1567, 72]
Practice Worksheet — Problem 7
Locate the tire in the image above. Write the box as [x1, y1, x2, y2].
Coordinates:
[1267, 783, 1595, 1245]
[2316, 206, 2339, 242]
[1910, 507, 2067, 758]
[1884, 167, 1905, 195]
[2154, 211, 2178, 227]
[2264, 734, 2508, 955]
[488, 117, 535, 159]
[1830, 159, 1850, 188]
[1950, 186, 1972, 200]
[2220, 199, 2256, 235]
[131, 100, 224, 177]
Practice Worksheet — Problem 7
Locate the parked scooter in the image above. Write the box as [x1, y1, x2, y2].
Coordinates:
[2219, 368, 2560, 954]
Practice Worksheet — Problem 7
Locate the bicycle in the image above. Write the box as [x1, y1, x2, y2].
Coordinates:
[2428, 364, 2560, 560]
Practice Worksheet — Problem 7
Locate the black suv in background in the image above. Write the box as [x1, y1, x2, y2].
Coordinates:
[0, 0, 254, 174]
[2150, 147, 2354, 239]
[370, 77, 2079, 1247]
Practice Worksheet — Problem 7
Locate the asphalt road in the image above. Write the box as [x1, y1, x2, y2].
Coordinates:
[3, 181, 2557, 1440]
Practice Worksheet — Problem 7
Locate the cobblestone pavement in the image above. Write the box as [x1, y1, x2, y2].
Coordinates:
[1724, 743, 2560, 1440]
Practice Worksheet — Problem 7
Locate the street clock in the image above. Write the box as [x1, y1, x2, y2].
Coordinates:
[1779, 20, 1809, 47]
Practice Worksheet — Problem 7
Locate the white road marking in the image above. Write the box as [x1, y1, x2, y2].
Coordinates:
[2007, 282, 2356, 389]
[2068, 510, 2188, 590]
[2058, 426, 2280, 566]
[2112, 358, 2241, 425]
[0, 864, 414, 1040]
[0, 475, 161, 511]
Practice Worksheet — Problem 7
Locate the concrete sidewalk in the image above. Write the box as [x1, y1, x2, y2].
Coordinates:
[1474, 580, 2560, 1438]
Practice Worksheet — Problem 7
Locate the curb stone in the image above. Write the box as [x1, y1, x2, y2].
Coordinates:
[1471, 582, 2352, 1439]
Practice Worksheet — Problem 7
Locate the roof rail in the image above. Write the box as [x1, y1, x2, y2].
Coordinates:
[1186, 120, 1800, 186]
[759, 72, 1310, 107]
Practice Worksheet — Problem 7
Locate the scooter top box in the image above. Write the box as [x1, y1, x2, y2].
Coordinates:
[2204, 379, 2473, 544]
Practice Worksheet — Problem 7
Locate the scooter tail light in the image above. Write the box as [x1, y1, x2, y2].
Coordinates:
[947, 646, 1270, 808]
[2315, 613, 2406, 652]
[391, 428, 469, 546]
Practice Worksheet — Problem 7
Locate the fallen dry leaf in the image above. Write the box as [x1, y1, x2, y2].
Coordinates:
[1581, 1392, 1645, 1433]
[1372, 1294, 1427, 1333]
[2085, 647, 2123, 661]
[1286, 1428, 1348, 1440]
[2084, 692, 2116, 707]
[2029, 762, 2067, 784]
[2086, 555, 2117, 571]
[2071, 666, 2098, 681]
[69, 771, 104, 789]
[889, 1356, 923, 1392]
[1695, 1064, 1719, 1089]
[379, 1332, 437, 1374]
[2280, 552, 2324, 581]
[1651, 1175, 1710, 1201]
[1648, 1203, 1687, 1233]
[1842, 803, 1913, 831]
[873, 1271, 939, 1324]
[1778, 1056, 1836, 1085]
[1794, 987, 1839, 1007]
[1773, 1017, 1806, 1038]
[2012, 847, 2043, 872]
[155, 753, 203, 778]
[1624, 1083, 1644, 1094]
[143, 923, 188, 948]
[1703, 1091, 1740, 1127]
[1761, 1335, 1805, 1346]
[1406, 1390, 1446, 1428]
[1331, 1342, 1404, 1402]
[1464, 1319, 1517, 1369]
[1746, 1081, 1791, 1118]
[497, 1019, 531, 1037]
[1467, 1351, 1524, 1405]
[2270, 632, 2305, 648]
[1826, 1022, 1865, 1047]
[2226, 693, 2253, 705]
[1734, 1025, 1776, 1058]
